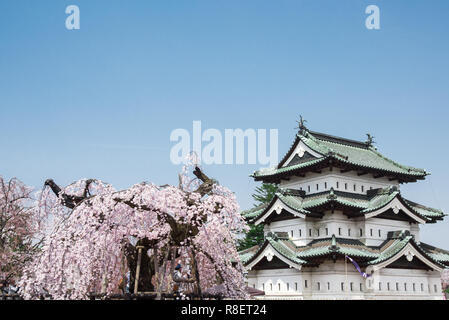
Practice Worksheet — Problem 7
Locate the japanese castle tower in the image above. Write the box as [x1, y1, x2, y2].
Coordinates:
[240, 120, 449, 300]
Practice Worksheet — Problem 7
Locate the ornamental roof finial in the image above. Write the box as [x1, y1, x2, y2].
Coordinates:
[365, 133, 375, 147]
[296, 115, 308, 135]
[330, 234, 339, 251]
[327, 187, 337, 200]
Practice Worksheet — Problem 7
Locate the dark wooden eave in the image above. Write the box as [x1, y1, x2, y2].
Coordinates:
[255, 156, 425, 184]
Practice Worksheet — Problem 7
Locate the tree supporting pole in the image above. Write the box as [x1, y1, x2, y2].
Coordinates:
[134, 245, 144, 294]
[153, 247, 159, 299]
[169, 247, 177, 294]
[190, 248, 202, 297]
[157, 247, 170, 298]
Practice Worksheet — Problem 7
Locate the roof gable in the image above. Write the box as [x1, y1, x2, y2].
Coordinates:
[366, 234, 444, 272]
[244, 235, 305, 271]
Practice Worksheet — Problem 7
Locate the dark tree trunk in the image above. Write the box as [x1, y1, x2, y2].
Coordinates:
[124, 239, 156, 293]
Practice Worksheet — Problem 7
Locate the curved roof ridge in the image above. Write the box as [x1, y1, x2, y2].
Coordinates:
[277, 134, 301, 168]
[404, 198, 445, 214]
[267, 236, 297, 255]
[265, 236, 306, 265]
[308, 130, 370, 149]
[361, 189, 400, 213]
[367, 234, 413, 264]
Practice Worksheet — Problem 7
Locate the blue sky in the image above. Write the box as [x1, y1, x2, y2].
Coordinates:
[1, 1, 449, 248]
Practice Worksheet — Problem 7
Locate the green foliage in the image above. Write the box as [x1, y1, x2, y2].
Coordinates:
[237, 223, 265, 251]
[252, 183, 277, 206]
[238, 184, 277, 251]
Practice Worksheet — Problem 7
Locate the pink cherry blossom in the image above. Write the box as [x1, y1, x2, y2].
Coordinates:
[18, 158, 249, 299]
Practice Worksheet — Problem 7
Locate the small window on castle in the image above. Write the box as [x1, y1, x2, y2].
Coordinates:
[434, 284, 438, 293]
[316, 184, 319, 191]
[378, 282, 381, 291]
[353, 184, 356, 191]
[345, 183, 348, 190]
[308, 185, 311, 192]
[287, 283, 290, 291]
[325, 182, 328, 189]
[317, 282, 321, 291]
[360, 228, 363, 236]
[413, 283, 416, 292]
[378, 230, 381, 237]
[270, 283, 273, 291]
[305, 280, 308, 288]
[387, 282, 391, 291]
[299, 229, 302, 237]
[338, 228, 342, 236]
[348, 229, 351, 236]
[316, 229, 320, 237]
[341, 282, 344, 291]
[326, 228, 329, 236]
[253, 284, 255, 288]
[370, 229, 373, 237]
[336, 181, 340, 189]
[361, 185, 364, 192]
[295, 282, 298, 291]
[360, 283, 363, 291]
[291, 230, 293, 237]
[309, 229, 312, 237]
[327, 282, 330, 290]
[404, 283, 407, 291]
[278, 283, 281, 291]
[350, 282, 354, 292]
[262, 283, 265, 291]
[396, 283, 399, 291]
[421, 283, 424, 292]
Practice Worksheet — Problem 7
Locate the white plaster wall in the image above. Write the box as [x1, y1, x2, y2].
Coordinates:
[247, 268, 303, 298]
[301, 261, 367, 300]
[279, 168, 399, 196]
[363, 218, 414, 246]
[366, 268, 443, 300]
[410, 224, 420, 243]
[265, 212, 364, 246]
[264, 218, 309, 246]
[248, 261, 444, 300]
[264, 211, 418, 247]
[317, 211, 364, 240]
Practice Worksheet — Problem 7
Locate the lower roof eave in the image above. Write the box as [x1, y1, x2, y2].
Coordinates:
[365, 240, 445, 273]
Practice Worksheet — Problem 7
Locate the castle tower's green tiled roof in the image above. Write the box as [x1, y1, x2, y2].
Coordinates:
[240, 203, 269, 220]
[404, 200, 446, 219]
[240, 232, 307, 267]
[365, 230, 447, 269]
[238, 230, 449, 270]
[241, 187, 445, 224]
[365, 231, 415, 265]
[252, 129, 428, 183]
[419, 242, 449, 264]
[296, 236, 378, 259]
